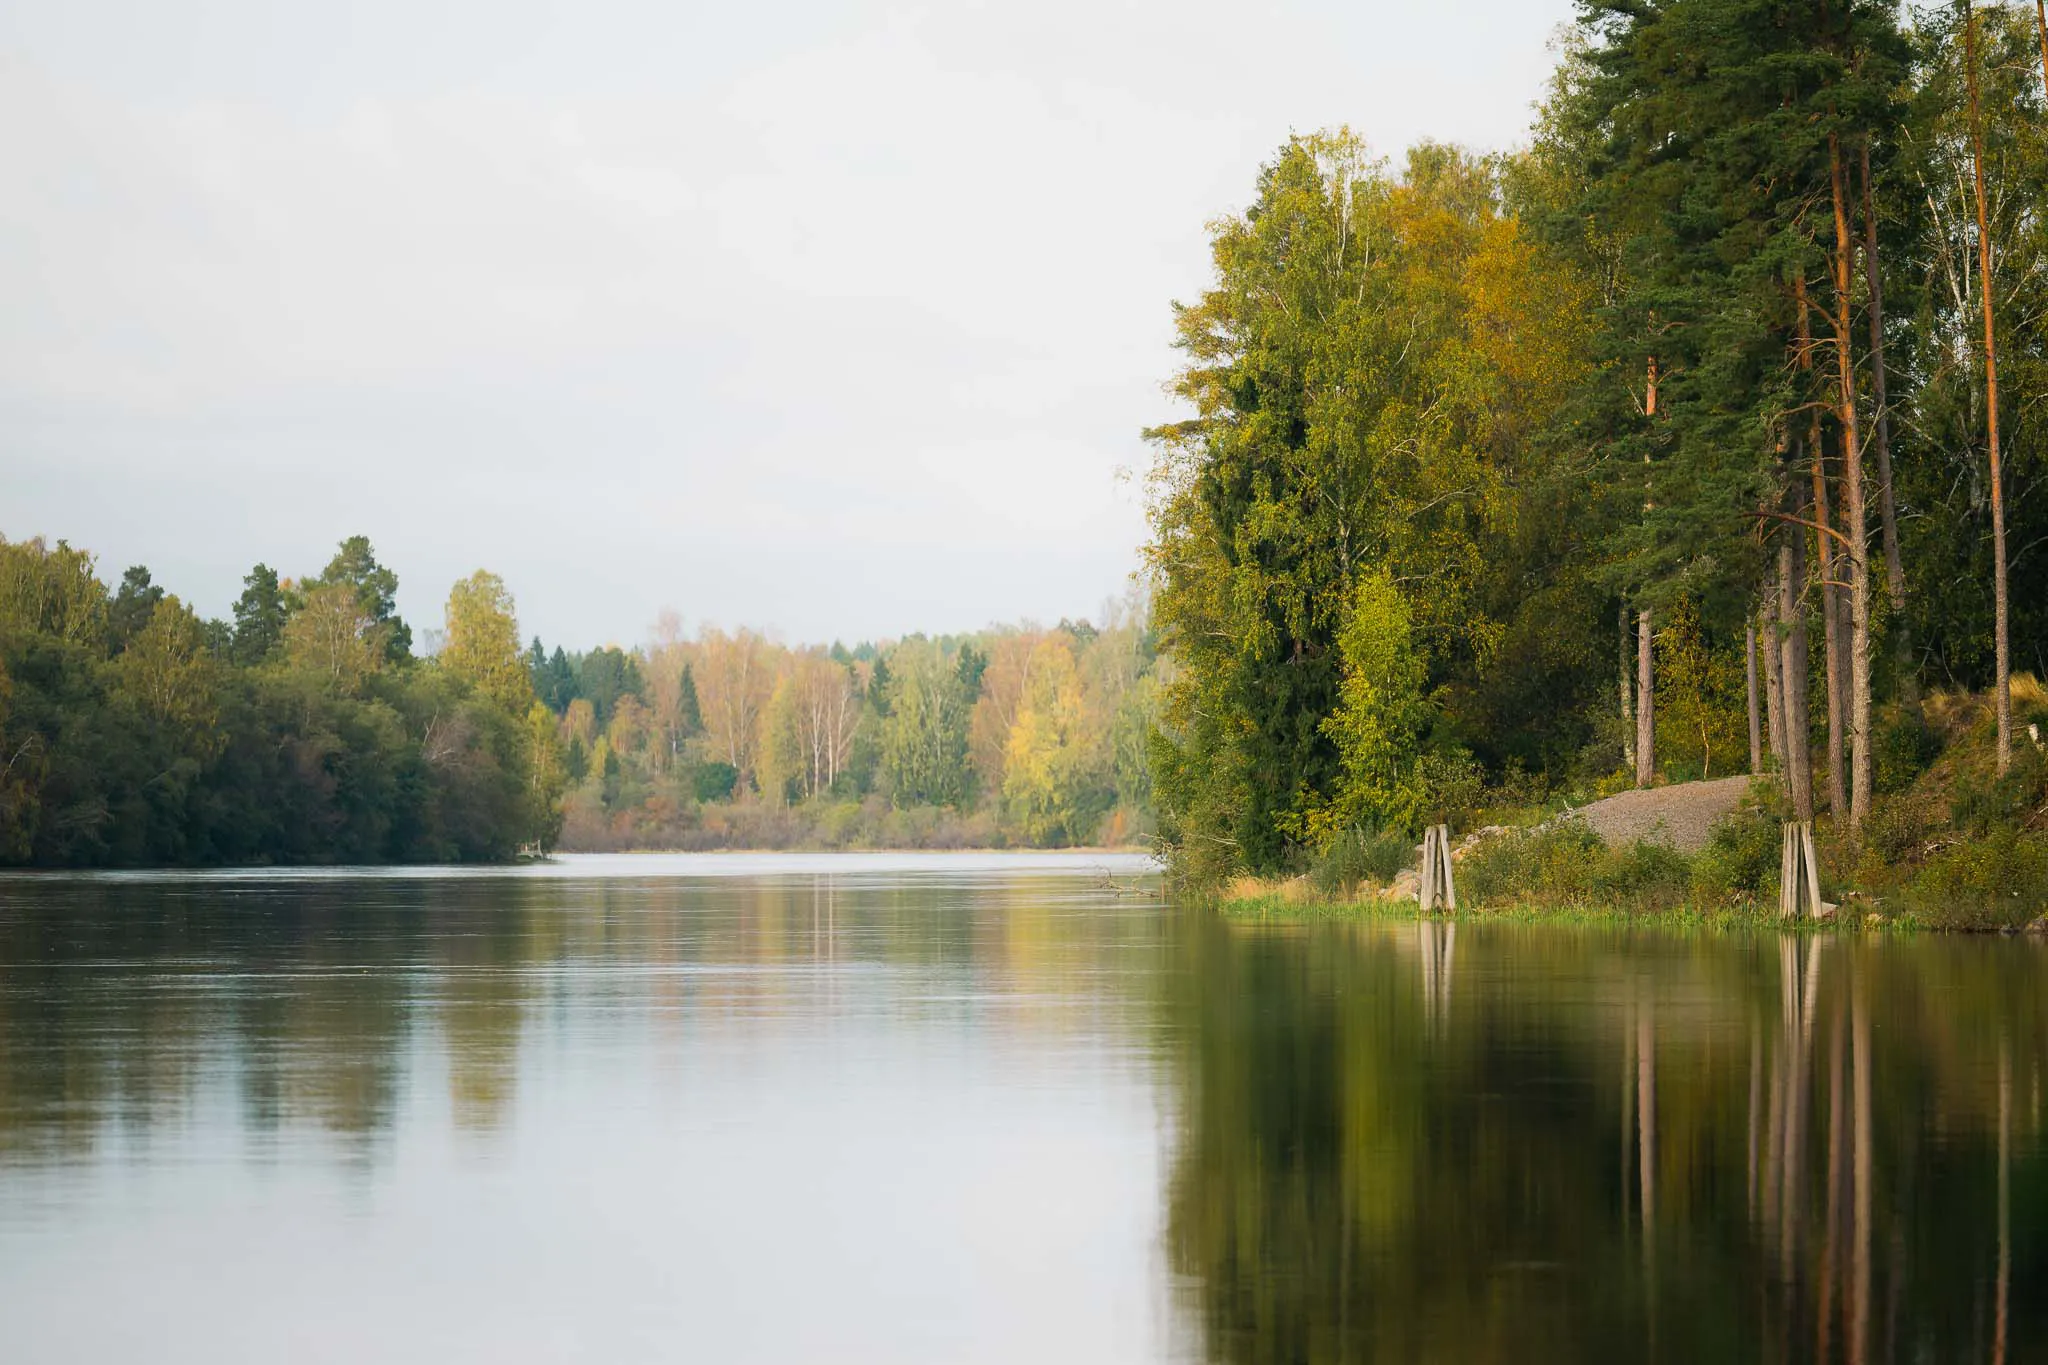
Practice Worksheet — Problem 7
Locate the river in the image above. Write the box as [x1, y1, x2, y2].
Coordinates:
[0, 854, 2038, 1362]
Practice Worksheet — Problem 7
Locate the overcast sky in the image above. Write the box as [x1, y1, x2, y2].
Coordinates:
[2, 0, 1577, 649]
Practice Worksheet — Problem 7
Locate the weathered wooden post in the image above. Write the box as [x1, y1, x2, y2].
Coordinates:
[1419, 828, 1438, 912]
[1779, 821, 1822, 919]
[1436, 824, 1457, 912]
[1419, 825, 1456, 913]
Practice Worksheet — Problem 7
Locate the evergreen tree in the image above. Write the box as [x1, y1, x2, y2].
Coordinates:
[312, 535, 411, 663]
[107, 566, 164, 655]
[231, 564, 291, 666]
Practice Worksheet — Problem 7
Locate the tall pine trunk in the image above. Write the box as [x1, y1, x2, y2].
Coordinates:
[1859, 139, 1912, 708]
[1747, 620, 1763, 774]
[1965, 2, 2014, 774]
[1620, 600, 1636, 774]
[1779, 503, 1815, 823]
[1637, 611, 1655, 789]
[1762, 585, 1787, 775]
[1798, 282, 1849, 816]
[1637, 355, 1658, 789]
[1830, 134, 1874, 831]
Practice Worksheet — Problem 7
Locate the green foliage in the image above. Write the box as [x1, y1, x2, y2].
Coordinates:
[1905, 830, 2048, 930]
[1145, 131, 1604, 881]
[691, 761, 738, 803]
[107, 566, 164, 655]
[231, 565, 292, 666]
[1859, 794, 1935, 867]
[1690, 807, 1781, 903]
[442, 571, 533, 715]
[1949, 746, 2048, 838]
[1308, 572, 1426, 845]
[1656, 598, 1746, 782]
[576, 647, 644, 727]
[1874, 708, 1942, 795]
[0, 537, 108, 646]
[1309, 826, 1415, 897]
[1460, 821, 1694, 914]
[675, 664, 702, 737]
[879, 640, 972, 809]
[0, 535, 553, 867]
[311, 536, 411, 663]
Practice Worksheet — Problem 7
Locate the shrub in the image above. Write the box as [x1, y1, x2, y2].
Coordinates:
[1461, 819, 1693, 914]
[1873, 708, 1941, 794]
[1310, 826, 1415, 897]
[1859, 794, 1933, 867]
[1691, 807, 1780, 902]
[1904, 830, 2048, 930]
[1950, 747, 2048, 837]
[1420, 750, 1486, 832]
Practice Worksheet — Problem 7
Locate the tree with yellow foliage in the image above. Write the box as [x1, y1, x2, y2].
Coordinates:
[442, 571, 533, 715]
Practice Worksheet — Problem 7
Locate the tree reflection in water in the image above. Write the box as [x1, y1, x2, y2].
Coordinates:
[1165, 919, 2044, 1364]
[0, 875, 2039, 1361]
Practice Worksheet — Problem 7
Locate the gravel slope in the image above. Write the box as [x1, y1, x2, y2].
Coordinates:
[1567, 775, 1755, 854]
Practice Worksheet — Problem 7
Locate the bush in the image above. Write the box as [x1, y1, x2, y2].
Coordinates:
[1420, 750, 1486, 831]
[1460, 819, 1694, 914]
[1310, 826, 1415, 896]
[1949, 747, 2048, 837]
[1874, 708, 1941, 794]
[1904, 830, 2048, 930]
[1859, 794, 1934, 866]
[1691, 807, 1780, 902]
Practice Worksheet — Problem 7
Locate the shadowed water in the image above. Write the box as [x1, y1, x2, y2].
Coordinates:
[0, 855, 2039, 1362]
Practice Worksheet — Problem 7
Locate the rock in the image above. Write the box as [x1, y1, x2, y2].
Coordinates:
[2027, 917, 2048, 936]
[1814, 903, 1838, 923]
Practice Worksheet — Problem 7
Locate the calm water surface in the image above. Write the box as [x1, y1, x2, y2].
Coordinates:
[0, 853, 2040, 1362]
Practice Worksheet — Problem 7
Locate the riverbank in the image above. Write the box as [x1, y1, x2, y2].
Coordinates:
[1218, 685, 2048, 934]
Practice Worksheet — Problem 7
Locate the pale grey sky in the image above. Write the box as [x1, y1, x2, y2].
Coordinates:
[1, 0, 1577, 649]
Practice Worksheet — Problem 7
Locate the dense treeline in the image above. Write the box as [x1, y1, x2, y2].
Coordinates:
[531, 598, 1162, 850]
[0, 535, 558, 865]
[1147, 0, 2048, 884]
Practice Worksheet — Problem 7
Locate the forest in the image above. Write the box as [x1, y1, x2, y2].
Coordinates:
[0, 535, 558, 865]
[526, 599, 1160, 852]
[0, 532, 1161, 865]
[1146, 0, 2048, 907]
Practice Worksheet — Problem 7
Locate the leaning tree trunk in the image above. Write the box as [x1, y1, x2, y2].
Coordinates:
[1965, 2, 2014, 775]
[1859, 139, 1913, 708]
[1831, 133, 1874, 832]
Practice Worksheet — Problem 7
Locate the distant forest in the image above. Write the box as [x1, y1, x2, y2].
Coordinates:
[0, 533, 1159, 866]
[528, 600, 1160, 852]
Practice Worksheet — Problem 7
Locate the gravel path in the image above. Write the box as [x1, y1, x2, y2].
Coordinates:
[1568, 775, 1754, 854]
